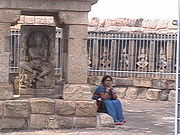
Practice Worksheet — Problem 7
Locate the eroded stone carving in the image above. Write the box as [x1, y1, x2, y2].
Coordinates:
[100, 47, 110, 69]
[157, 48, 167, 71]
[19, 26, 55, 90]
[120, 48, 129, 69]
[137, 48, 148, 70]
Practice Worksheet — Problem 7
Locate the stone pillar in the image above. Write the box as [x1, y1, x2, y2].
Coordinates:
[55, 11, 97, 129]
[0, 9, 20, 99]
[63, 24, 88, 84]
[56, 11, 94, 101]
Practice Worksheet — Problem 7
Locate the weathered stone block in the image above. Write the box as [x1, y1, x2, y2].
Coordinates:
[0, 9, 20, 23]
[146, 89, 162, 101]
[65, 25, 88, 84]
[30, 114, 48, 129]
[97, 113, 115, 128]
[74, 117, 96, 128]
[75, 101, 97, 117]
[169, 90, 176, 102]
[115, 78, 133, 86]
[4, 100, 29, 118]
[55, 100, 75, 116]
[116, 87, 127, 99]
[0, 23, 10, 52]
[167, 81, 175, 90]
[48, 115, 59, 129]
[58, 116, 73, 129]
[0, 83, 13, 100]
[126, 87, 140, 99]
[1, 118, 27, 129]
[152, 80, 167, 89]
[137, 88, 148, 99]
[0, 101, 4, 117]
[30, 98, 55, 114]
[133, 79, 152, 87]
[63, 92, 92, 101]
[90, 85, 97, 94]
[58, 11, 88, 25]
[20, 88, 55, 95]
[160, 90, 170, 101]
[88, 76, 101, 86]
[63, 84, 93, 101]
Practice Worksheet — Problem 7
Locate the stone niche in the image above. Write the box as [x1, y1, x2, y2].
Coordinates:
[19, 25, 56, 97]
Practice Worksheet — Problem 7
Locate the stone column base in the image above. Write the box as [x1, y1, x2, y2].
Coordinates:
[63, 84, 93, 101]
[0, 83, 13, 100]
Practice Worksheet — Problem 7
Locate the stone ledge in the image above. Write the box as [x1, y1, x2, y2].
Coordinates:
[30, 98, 55, 115]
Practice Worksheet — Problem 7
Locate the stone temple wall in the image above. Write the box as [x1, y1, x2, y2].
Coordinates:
[88, 76, 175, 102]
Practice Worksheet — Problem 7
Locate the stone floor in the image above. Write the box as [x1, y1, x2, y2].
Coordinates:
[0, 99, 175, 135]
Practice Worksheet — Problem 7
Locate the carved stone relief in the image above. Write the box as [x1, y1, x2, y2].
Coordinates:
[100, 47, 110, 69]
[157, 48, 167, 71]
[19, 25, 55, 90]
[120, 48, 129, 69]
[137, 48, 148, 70]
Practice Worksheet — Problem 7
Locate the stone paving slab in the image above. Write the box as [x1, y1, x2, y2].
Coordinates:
[0, 99, 174, 135]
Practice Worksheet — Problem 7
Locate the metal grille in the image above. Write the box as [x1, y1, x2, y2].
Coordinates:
[87, 32, 177, 79]
[10, 30, 21, 73]
[10, 30, 177, 80]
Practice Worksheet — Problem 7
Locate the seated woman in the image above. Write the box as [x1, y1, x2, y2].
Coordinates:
[92, 75, 126, 125]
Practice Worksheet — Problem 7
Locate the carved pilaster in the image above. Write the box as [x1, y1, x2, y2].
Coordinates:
[0, 9, 20, 99]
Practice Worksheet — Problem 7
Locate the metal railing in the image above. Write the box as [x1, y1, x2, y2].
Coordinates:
[87, 32, 177, 79]
[10, 30, 177, 80]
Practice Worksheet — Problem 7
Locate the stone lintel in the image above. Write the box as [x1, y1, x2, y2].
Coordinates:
[58, 11, 88, 25]
[0, 9, 21, 24]
[0, 0, 94, 12]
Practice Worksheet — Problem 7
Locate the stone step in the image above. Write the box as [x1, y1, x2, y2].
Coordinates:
[96, 113, 115, 128]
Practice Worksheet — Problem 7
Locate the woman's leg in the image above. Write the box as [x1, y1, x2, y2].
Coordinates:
[112, 99, 125, 122]
[103, 100, 117, 122]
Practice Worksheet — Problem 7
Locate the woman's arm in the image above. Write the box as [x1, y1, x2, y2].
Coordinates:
[109, 88, 118, 100]
[99, 92, 111, 100]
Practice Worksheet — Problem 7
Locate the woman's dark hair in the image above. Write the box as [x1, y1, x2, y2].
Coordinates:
[101, 75, 113, 84]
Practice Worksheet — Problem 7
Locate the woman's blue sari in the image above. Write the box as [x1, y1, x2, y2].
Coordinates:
[92, 85, 125, 123]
